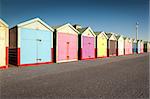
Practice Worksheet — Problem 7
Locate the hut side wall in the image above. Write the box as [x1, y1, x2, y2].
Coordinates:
[0, 24, 9, 68]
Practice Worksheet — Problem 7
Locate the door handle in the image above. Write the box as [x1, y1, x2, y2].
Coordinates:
[67, 56, 69, 59]
[36, 39, 42, 42]
[36, 59, 42, 61]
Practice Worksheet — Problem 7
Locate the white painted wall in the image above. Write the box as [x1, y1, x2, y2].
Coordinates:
[118, 37, 124, 55]
[0, 23, 8, 67]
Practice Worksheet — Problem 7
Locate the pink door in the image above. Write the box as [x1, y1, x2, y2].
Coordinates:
[88, 37, 95, 58]
[58, 33, 68, 61]
[125, 41, 129, 54]
[57, 33, 78, 62]
[129, 42, 132, 54]
[68, 34, 78, 60]
[140, 43, 143, 53]
[82, 36, 95, 59]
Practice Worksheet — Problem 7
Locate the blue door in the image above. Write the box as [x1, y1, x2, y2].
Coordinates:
[133, 43, 137, 53]
[21, 29, 37, 64]
[37, 30, 52, 63]
[20, 28, 52, 65]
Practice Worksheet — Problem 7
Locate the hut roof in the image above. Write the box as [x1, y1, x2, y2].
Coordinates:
[77, 27, 88, 34]
[77, 27, 96, 37]
[52, 23, 79, 33]
[94, 31, 108, 39]
[0, 19, 9, 27]
[17, 18, 54, 31]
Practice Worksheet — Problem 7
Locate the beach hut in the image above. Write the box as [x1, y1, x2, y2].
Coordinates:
[140, 40, 144, 53]
[106, 33, 117, 57]
[52, 23, 79, 63]
[144, 41, 147, 52]
[137, 40, 141, 53]
[9, 18, 54, 66]
[116, 35, 124, 56]
[148, 42, 150, 52]
[147, 42, 150, 52]
[128, 38, 133, 54]
[0, 19, 9, 69]
[124, 37, 130, 55]
[95, 31, 108, 58]
[132, 39, 137, 54]
[76, 27, 96, 60]
[144, 41, 149, 52]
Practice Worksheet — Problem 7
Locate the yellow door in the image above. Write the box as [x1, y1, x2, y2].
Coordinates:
[0, 27, 6, 67]
[97, 36, 107, 57]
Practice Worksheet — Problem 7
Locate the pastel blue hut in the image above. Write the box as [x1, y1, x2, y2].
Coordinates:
[9, 18, 54, 66]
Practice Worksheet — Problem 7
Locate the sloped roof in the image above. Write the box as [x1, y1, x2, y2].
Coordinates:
[132, 39, 137, 43]
[52, 23, 79, 33]
[128, 38, 133, 40]
[77, 27, 88, 34]
[52, 24, 65, 30]
[116, 35, 121, 40]
[94, 31, 108, 39]
[77, 27, 96, 37]
[106, 33, 112, 39]
[106, 32, 117, 40]
[123, 37, 129, 40]
[0, 19, 9, 27]
[94, 31, 102, 36]
[17, 18, 54, 31]
[137, 40, 143, 43]
[144, 41, 148, 44]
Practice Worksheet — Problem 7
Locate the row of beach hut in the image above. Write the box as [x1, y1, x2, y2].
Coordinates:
[0, 18, 150, 69]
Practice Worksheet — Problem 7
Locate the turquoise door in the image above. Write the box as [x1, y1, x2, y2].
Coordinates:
[20, 28, 52, 65]
[133, 43, 137, 53]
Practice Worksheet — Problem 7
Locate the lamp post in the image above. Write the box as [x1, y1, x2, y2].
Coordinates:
[136, 22, 139, 40]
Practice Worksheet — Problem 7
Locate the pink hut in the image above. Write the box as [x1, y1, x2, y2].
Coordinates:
[140, 40, 144, 53]
[124, 37, 130, 55]
[75, 26, 96, 60]
[52, 23, 79, 63]
[128, 38, 133, 54]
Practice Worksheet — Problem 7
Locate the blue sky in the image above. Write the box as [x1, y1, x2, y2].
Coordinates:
[0, 0, 149, 41]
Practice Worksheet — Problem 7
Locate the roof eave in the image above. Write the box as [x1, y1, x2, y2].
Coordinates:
[17, 18, 54, 32]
